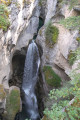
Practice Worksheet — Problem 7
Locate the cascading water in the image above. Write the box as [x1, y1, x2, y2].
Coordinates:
[19, 40, 40, 120]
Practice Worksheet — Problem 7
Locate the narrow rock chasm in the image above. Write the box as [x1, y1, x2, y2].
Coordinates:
[9, 16, 45, 120]
[33, 17, 44, 39]
[9, 49, 44, 119]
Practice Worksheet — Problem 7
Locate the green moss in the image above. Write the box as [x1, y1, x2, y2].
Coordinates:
[6, 89, 20, 120]
[0, 4, 10, 31]
[43, 66, 61, 87]
[0, 84, 6, 100]
[45, 22, 59, 48]
[76, 37, 80, 42]
[68, 51, 76, 65]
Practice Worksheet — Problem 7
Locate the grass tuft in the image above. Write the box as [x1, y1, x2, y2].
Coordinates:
[68, 51, 76, 65]
[60, 16, 80, 30]
[45, 22, 59, 48]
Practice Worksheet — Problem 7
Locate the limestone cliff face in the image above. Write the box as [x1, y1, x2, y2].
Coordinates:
[0, 0, 80, 117]
[0, 0, 40, 89]
[36, 1, 79, 80]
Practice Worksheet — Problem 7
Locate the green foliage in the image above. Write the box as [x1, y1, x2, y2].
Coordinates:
[6, 89, 20, 120]
[45, 22, 59, 48]
[44, 48, 80, 120]
[60, 16, 80, 30]
[68, 48, 80, 65]
[43, 66, 61, 87]
[68, 51, 76, 65]
[0, 4, 10, 31]
[44, 81, 80, 120]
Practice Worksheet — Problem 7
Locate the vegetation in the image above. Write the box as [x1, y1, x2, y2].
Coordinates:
[0, 4, 10, 31]
[69, 0, 79, 10]
[39, 0, 43, 6]
[60, 16, 80, 30]
[76, 37, 80, 42]
[6, 89, 20, 120]
[60, 0, 79, 10]
[45, 22, 59, 48]
[44, 48, 80, 120]
[0, 0, 11, 6]
[43, 66, 61, 87]
[42, 116, 49, 120]
[0, 84, 6, 100]
[68, 50, 76, 65]
[59, 0, 80, 30]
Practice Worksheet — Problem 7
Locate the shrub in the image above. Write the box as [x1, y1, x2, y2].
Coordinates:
[68, 51, 76, 65]
[43, 66, 61, 87]
[6, 89, 20, 120]
[0, 4, 10, 31]
[60, 16, 80, 30]
[44, 67, 80, 120]
[45, 22, 59, 48]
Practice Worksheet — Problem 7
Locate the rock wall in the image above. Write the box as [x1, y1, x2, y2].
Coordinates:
[0, 0, 40, 89]
[0, 0, 80, 118]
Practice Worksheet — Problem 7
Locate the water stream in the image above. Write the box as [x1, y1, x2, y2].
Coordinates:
[19, 40, 40, 120]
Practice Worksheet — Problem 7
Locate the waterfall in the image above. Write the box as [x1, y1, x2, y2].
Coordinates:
[20, 41, 40, 120]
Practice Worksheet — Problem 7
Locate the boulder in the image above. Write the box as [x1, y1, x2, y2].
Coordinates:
[3, 86, 21, 120]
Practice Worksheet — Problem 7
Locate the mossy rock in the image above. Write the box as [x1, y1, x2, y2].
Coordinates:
[45, 22, 59, 48]
[43, 66, 61, 87]
[0, 4, 10, 31]
[0, 84, 6, 100]
[5, 87, 21, 120]
[68, 51, 76, 65]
